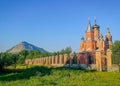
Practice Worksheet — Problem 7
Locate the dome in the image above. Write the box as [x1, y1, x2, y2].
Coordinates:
[92, 24, 100, 29]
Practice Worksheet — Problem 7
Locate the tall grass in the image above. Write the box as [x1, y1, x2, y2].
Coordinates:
[0, 66, 120, 86]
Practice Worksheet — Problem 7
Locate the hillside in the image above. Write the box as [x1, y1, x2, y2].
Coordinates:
[7, 41, 47, 54]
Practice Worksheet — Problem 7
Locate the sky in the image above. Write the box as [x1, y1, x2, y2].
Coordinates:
[0, 0, 120, 53]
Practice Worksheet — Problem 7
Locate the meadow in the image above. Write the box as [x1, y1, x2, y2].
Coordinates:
[0, 65, 120, 86]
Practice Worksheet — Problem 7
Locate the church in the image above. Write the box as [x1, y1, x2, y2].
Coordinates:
[25, 18, 114, 71]
[78, 19, 112, 71]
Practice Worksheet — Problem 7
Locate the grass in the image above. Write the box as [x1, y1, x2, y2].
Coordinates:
[0, 65, 120, 86]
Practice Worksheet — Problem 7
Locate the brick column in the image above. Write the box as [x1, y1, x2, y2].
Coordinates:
[59, 54, 63, 65]
[52, 56, 55, 65]
[37, 59, 39, 65]
[55, 55, 59, 65]
[40, 58, 42, 65]
[36, 59, 38, 65]
[49, 56, 52, 65]
[46, 57, 49, 65]
[106, 50, 112, 71]
[31, 60, 33, 64]
[96, 50, 102, 71]
[42, 57, 45, 65]
[64, 54, 68, 65]
[77, 54, 80, 66]
[32, 60, 35, 65]
[38, 58, 40, 64]
[41, 58, 43, 65]
[70, 53, 74, 66]
[43, 57, 46, 65]
[28, 59, 31, 64]
[25, 59, 29, 64]
[39, 58, 41, 65]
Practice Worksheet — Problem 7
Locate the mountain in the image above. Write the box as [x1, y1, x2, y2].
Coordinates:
[7, 41, 47, 54]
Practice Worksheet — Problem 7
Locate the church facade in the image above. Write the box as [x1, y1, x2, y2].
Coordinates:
[78, 19, 112, 71]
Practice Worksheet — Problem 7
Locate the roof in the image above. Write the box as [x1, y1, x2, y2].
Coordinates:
[92, 24, 100, 29]
[86, 19, 93, 32]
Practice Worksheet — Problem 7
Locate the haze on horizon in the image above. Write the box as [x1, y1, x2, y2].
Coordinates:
[0, 0, 120, 53]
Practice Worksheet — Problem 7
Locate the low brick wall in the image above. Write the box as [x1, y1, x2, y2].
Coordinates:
[25, 54, 77, 66]
[25, 53, 117, 72]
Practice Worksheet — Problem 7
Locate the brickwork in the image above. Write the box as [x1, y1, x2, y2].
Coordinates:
[25, 54, 77, 66]
[95, 50, 102, 71]
[64, 54, 68, 65]
[78, 19, 113, 71]
[25, 50, 113, 71]
[25, 19, 113, 71]
[59, 55, 63, 65]
[106, 50, 112, 68]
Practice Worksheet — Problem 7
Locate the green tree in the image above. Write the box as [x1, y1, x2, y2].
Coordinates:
[52, 52, 57, 56]
[112, 40, 120, 71]
[0, 53, 3, 70]
[63, 47, 72, 67]
[18, 50, 29, 64]
[26, 51, 34, 59]
[11, 54, 19, 69]
[58, 47, 72, 55]
[0, 52, 13, 71]
[32, 50, 41, 58]
[65, 47, 72, 55]
[25, 50, 51, 59]
[60, 49, 65, 55]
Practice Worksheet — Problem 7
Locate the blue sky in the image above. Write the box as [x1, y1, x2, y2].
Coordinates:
[0, 0, 120, 53]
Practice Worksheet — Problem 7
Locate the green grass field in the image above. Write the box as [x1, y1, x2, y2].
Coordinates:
[0, 66, 120, 86]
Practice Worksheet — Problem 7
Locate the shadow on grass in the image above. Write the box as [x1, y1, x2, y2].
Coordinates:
[0, 66, 51, 81]
[50, 66, 80, 71]
[0, 66, 91, 82]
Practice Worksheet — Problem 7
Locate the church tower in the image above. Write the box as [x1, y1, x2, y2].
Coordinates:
[85, 19, 96, 51]
[80, 19, 112, 52]
[80, 37, 85, 52]
[86, 19, 94, 40]
[92, 18, 100, 41]
[105, 28, 112, 50]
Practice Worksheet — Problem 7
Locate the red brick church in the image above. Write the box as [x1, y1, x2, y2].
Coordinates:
[25, 18, 114, 71]
[78, 19, 112, 71]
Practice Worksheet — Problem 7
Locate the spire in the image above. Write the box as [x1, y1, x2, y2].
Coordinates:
[106, 28, 110, 34]
[106, 28, 112, 41]
[86, 17, 92, 32]
[92, 17, 100, 29]
[100, 34, 104, 41]
[94, 16, 96, 25]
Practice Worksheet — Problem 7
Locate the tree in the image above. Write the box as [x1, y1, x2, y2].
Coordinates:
[18, 50, 29, 64]
[52, 52, 57, 56]
[0, 52, 13, 71]
[64, 47, 72, 67]
[65, 47, 72, 55]
[60, 49, 65, 55]
[11, 54, 19, 69]
[112, 40, 120, 71]
[0, 53, 3, 70]
[58, 47, 72, 55]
